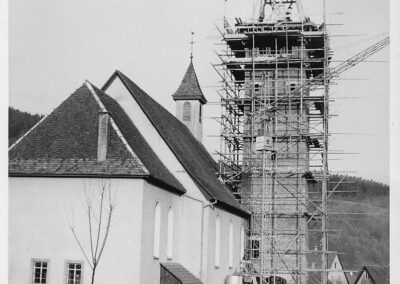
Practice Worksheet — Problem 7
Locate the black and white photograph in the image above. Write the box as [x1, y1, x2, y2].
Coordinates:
[2, 0, 398, 283]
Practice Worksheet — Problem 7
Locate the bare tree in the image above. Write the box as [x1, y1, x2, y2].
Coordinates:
[70, 179, 115, 284]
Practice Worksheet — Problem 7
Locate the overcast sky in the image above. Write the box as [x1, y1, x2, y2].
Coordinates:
[9, 0, 389, 184]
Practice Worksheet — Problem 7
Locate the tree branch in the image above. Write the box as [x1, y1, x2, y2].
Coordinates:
[70, 226, 93, 270]
[96, 202, 113, 264]
[94, 180, 105, 263]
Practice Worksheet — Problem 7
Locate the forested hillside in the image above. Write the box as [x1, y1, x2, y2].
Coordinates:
[9, 107, 43, 146]
[320, 175, 389, 269]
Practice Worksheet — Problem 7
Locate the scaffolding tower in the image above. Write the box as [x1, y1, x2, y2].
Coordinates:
[215, 1, 331, 283]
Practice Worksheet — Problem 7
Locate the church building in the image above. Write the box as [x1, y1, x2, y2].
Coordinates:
[9, 61, 249, 284]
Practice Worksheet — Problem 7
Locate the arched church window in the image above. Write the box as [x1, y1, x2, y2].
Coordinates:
[228, 221, 233, 268]
[240, 225, 245, 260]
[153, 202, 161, 259]
[183, 102, 191, 121]
[215, 215, 220, 268]
[167, 207, 174, 259]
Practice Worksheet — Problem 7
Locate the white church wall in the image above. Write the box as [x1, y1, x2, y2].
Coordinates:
[9, 177, 144, 284]
[139, 181, 183, 283]
[140, 181, 205, 283]
[205, 206, 248, 284]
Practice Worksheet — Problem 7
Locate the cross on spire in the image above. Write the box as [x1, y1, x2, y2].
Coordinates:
[190, 31, 195, 61]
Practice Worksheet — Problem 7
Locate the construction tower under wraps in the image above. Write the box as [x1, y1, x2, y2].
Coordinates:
[216, 1, 331, 283]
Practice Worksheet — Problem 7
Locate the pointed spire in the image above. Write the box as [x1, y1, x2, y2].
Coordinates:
[172, 60, 207, 104]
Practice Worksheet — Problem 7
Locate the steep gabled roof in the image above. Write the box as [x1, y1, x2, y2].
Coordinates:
[345, 272, 358, 284]
[172, 60, 207, 104]
[307, 252, 348, 284]
[9, 82, 185, 195]
[354, 266, 389, 284]
[102, 70, 249, 218]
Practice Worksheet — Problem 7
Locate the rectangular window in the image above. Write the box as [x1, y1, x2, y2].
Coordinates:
[251, 239, 260, 259]
[228, 221, 233, 268]
[32, 260, 48, 284]
[66, 263, 83, 284]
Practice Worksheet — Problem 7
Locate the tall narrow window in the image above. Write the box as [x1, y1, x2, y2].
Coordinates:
[183, 102, 191, 121]
[199, 104, 202, 123]
[167, 207, 174, 259]
[240, 225, 245, 260]
[228, 221, 234, 268]
[153, 202, 161, 259]
[32, 260, 48, 284]
[215, 215, 220, 268]
[66, 263, 82, 284]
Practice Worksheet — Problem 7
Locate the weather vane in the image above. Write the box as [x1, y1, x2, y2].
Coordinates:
[190, 31, 195, 60]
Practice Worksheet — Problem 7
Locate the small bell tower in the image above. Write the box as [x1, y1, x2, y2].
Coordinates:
[172, 32, 207, 142]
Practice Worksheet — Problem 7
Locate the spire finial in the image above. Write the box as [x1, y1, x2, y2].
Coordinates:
[190, 31, 195, 61]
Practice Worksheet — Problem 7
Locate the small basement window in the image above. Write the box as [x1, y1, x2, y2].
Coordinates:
[66, 263, 83, 284]
[32, 260, 48, 284]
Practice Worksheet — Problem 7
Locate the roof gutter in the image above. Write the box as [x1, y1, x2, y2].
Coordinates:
[203, 198, 217, 209]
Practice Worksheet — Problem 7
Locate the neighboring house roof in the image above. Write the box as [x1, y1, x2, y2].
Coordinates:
[345, 272, 359, 284]
[172, 60, 207, 104]
[9, 82, 186, 195]
[307, 252, 348, 284]
[160, 262, 203, 284]
[354, 265, 389, 284]
[102, 70, 249, 218]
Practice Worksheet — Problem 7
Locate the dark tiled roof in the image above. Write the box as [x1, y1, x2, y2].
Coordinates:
[160, 262, 203, 284]
[307, 252, 347, 284]
[345, 272, 358, 284]
[172, 60, 207, 104]
[354, 266, 390, 284]
[9, 83, 185, 195]
[102, 71, 249, 218]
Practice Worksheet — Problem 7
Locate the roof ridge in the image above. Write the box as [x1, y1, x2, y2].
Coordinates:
[8, 83, 91, 151]
[85, 81, 150, 175]
[9, 114, 48, 151]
